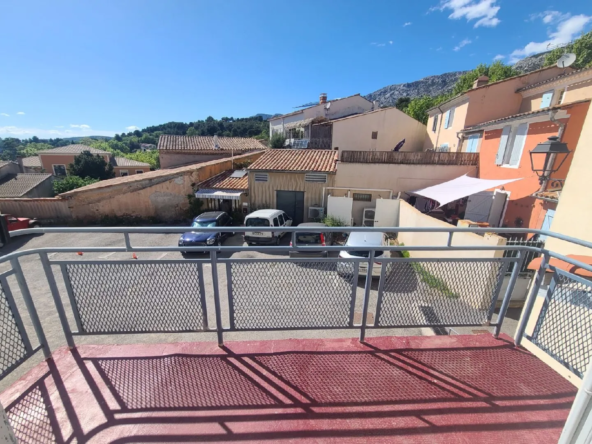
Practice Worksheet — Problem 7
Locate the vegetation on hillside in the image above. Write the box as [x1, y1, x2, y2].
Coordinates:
[544, 30, 592, 69]
[53, 176, 99, 194]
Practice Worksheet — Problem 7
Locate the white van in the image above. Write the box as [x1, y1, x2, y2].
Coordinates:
[337, 231, 390, 277]
[244, 209, 293, 245]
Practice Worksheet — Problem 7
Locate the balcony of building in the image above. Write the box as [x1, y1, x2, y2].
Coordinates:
[340, 150, 480, 166]
[0, 225, 590, 443]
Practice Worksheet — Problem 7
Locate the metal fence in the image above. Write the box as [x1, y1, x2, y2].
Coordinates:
[0, 225, 591, 387]
[503, 237, 545, 274]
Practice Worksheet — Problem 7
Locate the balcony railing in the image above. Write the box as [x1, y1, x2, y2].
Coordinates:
[0, 225, 591, 442]
[340, 150, 480, 165]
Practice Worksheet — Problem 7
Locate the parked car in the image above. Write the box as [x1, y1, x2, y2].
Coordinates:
[337, 231, 389, 277]
[289, 223, 333, 258]
[244, 209, 292, 246]
[178, 211, 233, 253]
[2, 214, 40, 231]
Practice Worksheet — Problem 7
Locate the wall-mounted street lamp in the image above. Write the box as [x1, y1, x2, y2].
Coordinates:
[529, 136, 570, 184]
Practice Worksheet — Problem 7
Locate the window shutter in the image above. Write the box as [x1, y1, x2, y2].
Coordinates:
[540, 91, 553, 108]
[509, 123, 528, 166]
[495, 126, 511, 165]
[432, 115, 438, 132]
[443, 110, 450, 129]
[467, 134, 479, 153]
[448, 107, 455, 127]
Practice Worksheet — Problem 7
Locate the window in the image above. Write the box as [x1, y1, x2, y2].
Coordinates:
[353, 193, 372, 202]
[304, 173, 327, 183]
[432, 114, 438, 132]
[495, 123, 529, 167]
[437, 143, 450, 152]
[52, 164, 67, 176]
[540, 91, 554, 109]
[443, 107, 455, 129]
[120, 170, 129, 177]
[371, 131, 378, 139]
[254, 173, 268, 182]
[466, 134, 480, 153]
[135, 170, 144, 174]
[278, 213, 285, 225]
[273, 217, 280, 227]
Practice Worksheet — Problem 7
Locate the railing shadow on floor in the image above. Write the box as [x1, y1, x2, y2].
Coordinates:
[4, 339, 577, 443]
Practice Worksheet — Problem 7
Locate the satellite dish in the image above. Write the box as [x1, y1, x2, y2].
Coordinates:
[325, 102, 331, 110]
[557, 53, 576, 68]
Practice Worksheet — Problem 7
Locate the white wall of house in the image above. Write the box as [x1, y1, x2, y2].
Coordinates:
[332, 107, 427, 153]
[269, 95, 373, 136]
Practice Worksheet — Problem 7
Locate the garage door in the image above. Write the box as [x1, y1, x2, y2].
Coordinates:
[277, 191, 304, 225]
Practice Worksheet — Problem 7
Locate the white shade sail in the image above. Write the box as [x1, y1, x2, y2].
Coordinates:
[410, 175, 522, 207]
[195, 189, 244, 200]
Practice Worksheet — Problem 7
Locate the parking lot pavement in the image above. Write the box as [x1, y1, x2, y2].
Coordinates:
[0, 230, 521, 389]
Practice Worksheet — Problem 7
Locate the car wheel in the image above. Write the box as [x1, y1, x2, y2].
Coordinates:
[275, 237, 281, 246]
[217, 238, 222, 247]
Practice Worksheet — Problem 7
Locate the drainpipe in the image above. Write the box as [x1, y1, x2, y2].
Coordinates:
[456, 131, 465, 153]
[539, 110, 566, 192]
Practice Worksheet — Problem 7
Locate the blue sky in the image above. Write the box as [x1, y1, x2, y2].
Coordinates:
[1, 0, 591, 139]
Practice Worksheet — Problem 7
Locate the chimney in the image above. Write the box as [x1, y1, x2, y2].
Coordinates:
[16, 157, 24, 173]
[319, 93, 327, 104]
[473, 76, 489, 89]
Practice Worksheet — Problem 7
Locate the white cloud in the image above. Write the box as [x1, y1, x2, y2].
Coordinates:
[529, 11, 570, 24]
[510, 13, 592, 63]
[431, 0, 501, 28]
[403, 22, 412, 27]
[0, 113, 8, 117]
[493, 54, 505, 60]
[0, 126, 116, 138]
[454, 38, 472, 51]
[55, 125, 64, 128]
[389, 40, 393, 45]
[70, 124, 91, 129]
[125, 125, 141, 131]
[16, 112, 25, 115]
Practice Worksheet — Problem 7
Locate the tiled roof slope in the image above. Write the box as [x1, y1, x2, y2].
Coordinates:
[111, 157, 151, 167]
[196, 170, 249, 190]
[37, 145, 110, 155]
[0, 174, 53, 197]
[158, 135, 267, 152]
[248, 149, 337, 172]
[517, 67, 592, 92]
[21, 157, 42, 167]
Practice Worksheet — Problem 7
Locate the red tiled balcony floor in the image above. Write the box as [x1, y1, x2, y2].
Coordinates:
[1, 334, 576, 443]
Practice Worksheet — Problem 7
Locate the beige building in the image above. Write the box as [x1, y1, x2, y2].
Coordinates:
[325, 106, 426, 156]
[424, 66, 570, 152]
[248, 150, 337, 225]
[158, 135, 267, 169]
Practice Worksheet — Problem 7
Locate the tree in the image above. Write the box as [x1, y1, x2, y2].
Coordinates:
[69, 151, 114, 180]
[186, 126, 199, 136]
[405, 95, 450, 125]
[544, 30, 592, 69]
[53, 176, 99, 194]
[452, 61, 519, 95]
[270, 132, 286, 148]
[0, 138, 21, 160]
[395, 97, 411, 112]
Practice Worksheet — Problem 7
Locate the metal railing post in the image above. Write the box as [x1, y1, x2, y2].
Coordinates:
[210, 250, 224, 346]
[123, 232, 132, 250]
[10, 258, 50, 359]
[558, 355, 592, 444]
[40, 252, 75, 348]
[494, 251, 524, 337]
[447, 232, 453, 247]
[514, 252, 548, 346]
[359, 250, 375, 342]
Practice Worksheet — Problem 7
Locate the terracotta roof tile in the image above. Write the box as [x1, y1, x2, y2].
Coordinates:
[517, 66, 592, 92]
[248, 149, 337, 172]
[196, 170, 248, 191]
[158, 135, 267, 152]
[111, 157, 151, 167]
[0, 161, 16, 169]
[21, 157, 42, 167]
[0, 174, 53, 197]
[269, 93, 369, 121]
[38, 144, 110, 155]
[463, 99, 591, 131]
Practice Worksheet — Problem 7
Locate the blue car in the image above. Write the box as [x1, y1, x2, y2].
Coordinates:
[179, 211, 234, 253]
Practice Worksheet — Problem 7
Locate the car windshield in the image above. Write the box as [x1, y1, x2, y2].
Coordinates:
[349, 250, 384, 258]
[191, 220, 216, 228]
[246, 218, 270, 227]
[296, 233, 322, 245]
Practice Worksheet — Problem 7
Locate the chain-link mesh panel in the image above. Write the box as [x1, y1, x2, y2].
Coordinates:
[376, 260, 505, 327]
[0, 281, 28, 378]
[65, 262, 206, 333]
[528, 271, 592, 378]
[229, 261, 357, 329]
[7, 383, 57, 444]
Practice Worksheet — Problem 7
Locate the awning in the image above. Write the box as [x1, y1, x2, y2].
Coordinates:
[195, 189, 244, 200]
[284, 118, 315, 130]
[410, 174, 522, 207]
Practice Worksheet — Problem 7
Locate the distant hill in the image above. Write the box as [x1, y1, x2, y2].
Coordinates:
[62, 136, 113, 142]
[364, 52, 549, 108]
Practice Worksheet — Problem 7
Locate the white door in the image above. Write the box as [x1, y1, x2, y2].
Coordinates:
[465, 192, 494, 223]
[327, 195, 353, 225]
[487, 191, 508, 227]
[374, 199, 399, 227]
